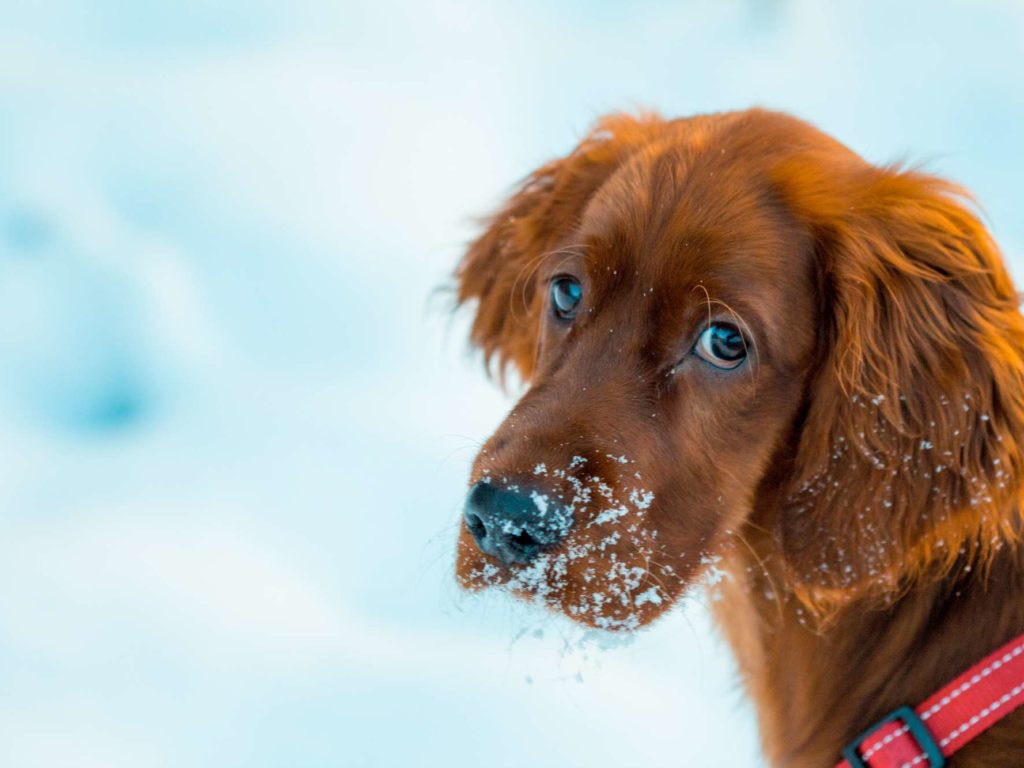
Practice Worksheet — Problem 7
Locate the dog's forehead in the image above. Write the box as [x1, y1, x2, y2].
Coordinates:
[589, 140, 804, 248]
[573, 143, 815, 332]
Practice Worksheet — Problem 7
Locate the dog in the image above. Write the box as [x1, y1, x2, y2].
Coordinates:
[453, 109, 1024, 767]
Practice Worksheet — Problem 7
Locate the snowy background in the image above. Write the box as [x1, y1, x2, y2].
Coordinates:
[0, 2, 1022, 766]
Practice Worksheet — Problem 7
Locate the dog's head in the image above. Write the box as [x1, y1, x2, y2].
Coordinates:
[454, 109, 1024, 629]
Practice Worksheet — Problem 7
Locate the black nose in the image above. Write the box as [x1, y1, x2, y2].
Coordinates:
[463, 480, 572, 566]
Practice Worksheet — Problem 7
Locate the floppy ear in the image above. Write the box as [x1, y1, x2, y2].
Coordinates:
[456, 113, 664, 381]
[778, 164, 1024, 615]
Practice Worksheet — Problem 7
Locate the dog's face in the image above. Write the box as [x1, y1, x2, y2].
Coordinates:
[454, 110, 1024, 629]
[456, 129, 820, 629]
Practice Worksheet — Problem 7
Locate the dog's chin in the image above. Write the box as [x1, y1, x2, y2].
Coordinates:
[455, 531, 681, 632]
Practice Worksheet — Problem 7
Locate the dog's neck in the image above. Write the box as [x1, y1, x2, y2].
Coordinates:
[714, 514, 1024, 768]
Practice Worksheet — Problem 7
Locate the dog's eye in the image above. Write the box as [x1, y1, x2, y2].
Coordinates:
[695, 323, 747, 369]
[550, 276, 582, 320]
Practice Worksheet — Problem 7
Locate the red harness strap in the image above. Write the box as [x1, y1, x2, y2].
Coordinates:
[836, 632, 1024, 768]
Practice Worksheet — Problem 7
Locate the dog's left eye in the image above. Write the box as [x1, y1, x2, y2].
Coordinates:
[550, 276, 582, 320]
[695, 323, 747, 369]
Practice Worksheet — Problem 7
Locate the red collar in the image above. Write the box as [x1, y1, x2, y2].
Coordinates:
[836, 632, 1024, 767]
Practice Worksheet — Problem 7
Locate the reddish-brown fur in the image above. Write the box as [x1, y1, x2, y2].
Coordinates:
[453, 109, 1024, 766]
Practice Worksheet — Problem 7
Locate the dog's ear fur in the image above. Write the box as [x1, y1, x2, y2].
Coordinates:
[777, 160, 1024, 616]
[456, 113, 664, 381]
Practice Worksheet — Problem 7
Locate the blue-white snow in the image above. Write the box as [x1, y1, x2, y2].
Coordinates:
[1, 2, 1023, 766]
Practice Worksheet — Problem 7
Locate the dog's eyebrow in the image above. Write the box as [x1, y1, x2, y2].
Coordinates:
[542, 243, 588, 267]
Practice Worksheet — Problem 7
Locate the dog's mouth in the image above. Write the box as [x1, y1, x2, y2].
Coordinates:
[457, 533, 676, 631]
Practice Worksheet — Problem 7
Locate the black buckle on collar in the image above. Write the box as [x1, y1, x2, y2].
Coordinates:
[842, 705, 945, 768]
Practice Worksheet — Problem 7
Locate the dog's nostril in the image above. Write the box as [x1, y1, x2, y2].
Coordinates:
[465, 512, 487, 541]
[508, 528, 538, 552]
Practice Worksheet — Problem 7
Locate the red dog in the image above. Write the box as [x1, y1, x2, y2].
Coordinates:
[453, 109, 1024, 767]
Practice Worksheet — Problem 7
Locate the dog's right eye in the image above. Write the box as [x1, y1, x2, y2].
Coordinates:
[550, 276, 582, 320]
[694, 323, 747, 369]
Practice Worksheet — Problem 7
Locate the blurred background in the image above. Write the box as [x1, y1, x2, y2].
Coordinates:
[0, 1, 1022, 766]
